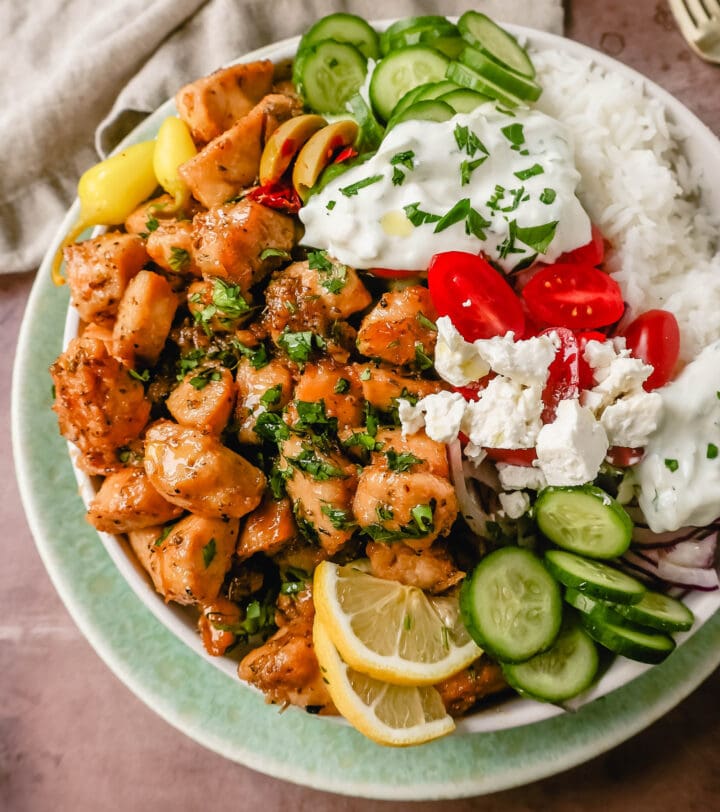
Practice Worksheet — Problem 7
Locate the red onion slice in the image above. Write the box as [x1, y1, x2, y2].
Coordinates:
[448, 439, 496, 539]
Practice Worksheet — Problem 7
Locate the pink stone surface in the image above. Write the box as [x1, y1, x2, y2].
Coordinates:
[2, 2, 719, 809]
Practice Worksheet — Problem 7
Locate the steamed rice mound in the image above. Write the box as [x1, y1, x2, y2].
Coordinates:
[533, 49, 720, 361]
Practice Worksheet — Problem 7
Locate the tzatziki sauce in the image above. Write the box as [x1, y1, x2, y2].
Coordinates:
[300, 104, 591, 272]
[637, 339, 720, 532]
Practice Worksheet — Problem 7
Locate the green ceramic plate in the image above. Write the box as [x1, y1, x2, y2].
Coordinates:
[12, 26, 720, 800]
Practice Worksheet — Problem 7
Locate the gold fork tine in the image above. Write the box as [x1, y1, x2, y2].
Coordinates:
[669, 0, 720, 62]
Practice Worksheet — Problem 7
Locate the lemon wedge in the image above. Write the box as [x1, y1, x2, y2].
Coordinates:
[313, 618, 455, 746]
[313, 560, 482, 686]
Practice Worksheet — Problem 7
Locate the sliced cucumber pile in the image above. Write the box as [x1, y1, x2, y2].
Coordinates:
[293, 11, 543, 129]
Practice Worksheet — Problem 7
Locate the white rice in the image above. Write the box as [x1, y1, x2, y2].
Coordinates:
[532, 49, 720, 361]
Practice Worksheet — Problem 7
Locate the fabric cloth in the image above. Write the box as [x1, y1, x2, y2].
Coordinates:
[0, 0, 564, 274]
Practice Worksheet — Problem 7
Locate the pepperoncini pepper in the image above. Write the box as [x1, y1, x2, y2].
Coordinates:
[153, 116, 197, 213]
[51, 140, 158, 285]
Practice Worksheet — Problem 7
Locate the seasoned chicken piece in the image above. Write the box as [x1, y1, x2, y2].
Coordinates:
[187, 279, 252, 333]
[124, 194, 202, 234]
[198, 597, 242, 657]
[234, 356, 294, 444]
[366, 541, 464, 594]
[179, 94, 299, 208]
[193, 200, 295, 293]
[65, 232, 148, 325]
[143, 420, 265, 519]
[357, 285, 438, 366]
[151, 513, 239, 605]
[81, 321, 114, 350]
[290, 360, 364, 431]
[279, 435, 357, 556]
[86, 467, 183, 533]
[237, 496, 296, 560]
[50, 336, 151, 474]
[146, 221, 201, 276]
[166, 367, 236, 435]
[434, 658, 507, 717]
[261, 259, 371, 350]
[238, 587, 337, 714]
[272, 539, 330, 574]
[127, 525, 164, 587]
[353, 364, 444, 411]
[353, 468, 458, 550]
[175, 59, 275, 143]
[371, 427, 449, 478]
[112, 270, 178, 366]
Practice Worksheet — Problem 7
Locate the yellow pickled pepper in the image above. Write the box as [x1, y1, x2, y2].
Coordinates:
[153, 116, 197, 212]
[51, 140, 158, 285]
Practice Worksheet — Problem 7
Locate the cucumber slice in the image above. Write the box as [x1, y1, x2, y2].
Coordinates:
[413, 80, 460, 103]
[388, 82, 436, 121]
[502, 620, 599, 703]
[383, 20, 458, 52]
[380, 15, 452, 55]
[419, 31, 466, 59]
[564, 588, 628, 626]
[389, 99, 455, 129]
[446, 62, 523, 109]
[580, 614, 676, 664]
[369, 46, 450, 122]
[438, 88, 492, 113]
[460, 547, 562, 663]
[458, 10, 535, 78]
[459, 46, 542, 102]
[298, 41, 367, 114]
[300, 13, 380, 60]
[534, 485, 633, 559]
[345, 93, 385, 152]
[614, 590, 695, 633]
[544, 550, 646, 605]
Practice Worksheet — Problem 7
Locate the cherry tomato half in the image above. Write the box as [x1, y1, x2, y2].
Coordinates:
[484, 447, 537, 466]
[541, 327, 580, 423]
[621, 309, 680, 390]
[368, 268, 417, 279]
[522, 263, 624, 330]
[606, 446, 645, 467]
[558, 224, 605, 267]
[428, 252, 525, 341]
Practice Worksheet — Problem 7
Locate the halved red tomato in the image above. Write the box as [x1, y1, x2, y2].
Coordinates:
[621, 309, 680, 390]
[606, 446, 645, 467]
[522, 263, 624, 330]
[557, 224, 605, 267]
[541, 327, 580, 423]
[428, 252, 525, 341]
[484, 447, 537, 466]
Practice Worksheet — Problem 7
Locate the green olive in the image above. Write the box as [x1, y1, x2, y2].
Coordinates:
[292, 120, 359, 200]
[259, 114, 327, 186]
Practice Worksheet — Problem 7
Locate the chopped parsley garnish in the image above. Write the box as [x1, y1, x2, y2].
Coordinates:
[514, 163, 544, 180]
[414, 342, 433, 371]
[460, 156, 488, 186]
[176, 348, 205, 380]
[307, 249, 333, 272]
[326, 200, 336, 210]
[453, 124, 488, 157]
[392, 166, 406, 186]
[500, 186, 526, 213]
[390, 150, 415, 186]
[486, 184, 506, 212]
[168, 246, 191, 272]
[277, 329, 324, 364]
[189, 368, 222, 390]
[128, 368, 150, 382]
[514, 220, 559, 254]
[708, 443, 718, 459]
[145, 216, 159, 232]
[362, 501, 435, 542]
[385, 449, 423, 472]
[404, 202, 441, 227]
[333, 377, 350, 394]
[416, 312, 437, 332]
[309, 250, 348, 294]
[540, 187, 557, 205]
[410, 503, 434, 533]
[664, 458, 679, 472]
[269, 462, 291, 498]
[501, 123, 525, 149]
[254, 412, 290, 443]
[280, 567, 311, 596]
[465, 206, 491, 240]
[342, 431, 383, 453]
[376, 505, 394, 522]
[285, 449, 348, 481]
[434, 198, 470, 233]
[202, 538, 216, 568]
[154, 524, 174, 547]
[260, 247, 291, 261]
[339, 174, 383, 197]
[211, 278, 251, 319]
[233, 340, 269, 369]
[360, 367, 372, 381]
[295, 400, 338, 434]
[260, 384, 283, 408]
[321, 504, 356, 530]
[512, 253, 539, 272]
[364, 402, 379, 437]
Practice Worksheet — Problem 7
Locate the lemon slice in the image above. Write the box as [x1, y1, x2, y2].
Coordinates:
[313, 618, 455, 746]
[313, 560, 482, 686]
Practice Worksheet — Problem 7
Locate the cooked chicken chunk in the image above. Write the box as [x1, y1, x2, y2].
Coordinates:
[352, 468, 458, 550]
[371, 427, 449, 478]
[143, 420, 265, 519]
[236, 496, 296, 560]
[357, 285, 438, 366]
[193, 200, 295, 293]
[50, 336, 151, 474]
[198, 597, 243, 657]
[64, 232, 148, 325]
[146, 221, 200, 276]
[166, 367, 236, 435]
[291, 360, 364, 431]
[234, 356, 294, 444]
[175, 59, 275, 143]
[353, 364, 444, 411]
[366, 541, 464, 594]
[86, 467, 183, 533]
[434, 658, 507, 717]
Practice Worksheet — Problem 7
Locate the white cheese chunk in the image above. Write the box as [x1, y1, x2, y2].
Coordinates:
[420, 391, 467, 444]
[536, 398, 609, 486]
[473, 331, 559, 387]
[397, 398, 425, 437]
[499, 491, 531, 519]
[600, 391, 663, 447]
[462, 378, 544, 449]
[434, 316, 490, 387]
[497, 463, 547, 491]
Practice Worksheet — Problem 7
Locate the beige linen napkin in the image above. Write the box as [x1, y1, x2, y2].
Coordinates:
[0, 0, 563, 274]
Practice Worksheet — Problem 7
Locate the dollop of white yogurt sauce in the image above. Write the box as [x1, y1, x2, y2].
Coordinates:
[300, 105, 591, 271]
[637, 339, 720, 532]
